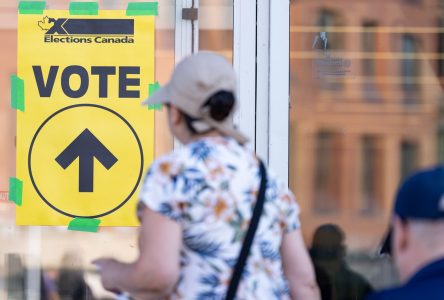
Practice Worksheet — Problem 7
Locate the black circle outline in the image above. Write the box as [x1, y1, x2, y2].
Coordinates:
[28, 104, 144, 219]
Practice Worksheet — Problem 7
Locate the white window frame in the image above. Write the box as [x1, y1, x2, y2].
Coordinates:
[175, 0, 199, 62]
[235, 0, 290, 184]
[268, 0, 290, 184]
[174, 0, 199, 149]
[233, 0, 257, 148]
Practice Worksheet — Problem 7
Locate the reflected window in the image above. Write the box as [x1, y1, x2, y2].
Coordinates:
[400, 140, 419, 180]
[362, 21, 381, 101]
[362, 22, 377, 76]
[314, 131, 342, 213]
[5, 254, 25, 300]
[438, 18, 444, 86]
[404, 0, 422, 5]
[360, 135, 383, 213]
[401, 34, 421, 105]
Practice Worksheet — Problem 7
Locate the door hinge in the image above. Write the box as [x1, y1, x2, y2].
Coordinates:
[182, 7, 198, 21]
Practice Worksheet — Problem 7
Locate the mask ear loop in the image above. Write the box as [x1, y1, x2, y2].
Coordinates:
[180, 105, 212, 134]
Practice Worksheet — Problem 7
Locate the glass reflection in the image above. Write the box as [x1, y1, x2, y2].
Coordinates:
[290, 0, 443, 293]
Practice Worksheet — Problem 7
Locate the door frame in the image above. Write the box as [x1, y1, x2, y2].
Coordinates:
[175, 0, 290, 184]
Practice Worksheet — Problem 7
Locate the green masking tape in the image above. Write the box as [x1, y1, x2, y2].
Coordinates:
[18, 1, 46, 15]
[11, 75, 25, 112]
[126, 2, 158, 16]
[69, 2, 99, 15]
[8, 178, 23, 207]
[149, 103, 163, 111]
[68, 218, 101, 233]
[148, 82, 162, 110]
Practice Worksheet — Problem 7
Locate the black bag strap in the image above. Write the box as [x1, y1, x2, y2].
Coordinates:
[225, 159, 267, 300]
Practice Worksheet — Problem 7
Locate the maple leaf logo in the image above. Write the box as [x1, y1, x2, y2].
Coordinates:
[38, 16, 52, 31]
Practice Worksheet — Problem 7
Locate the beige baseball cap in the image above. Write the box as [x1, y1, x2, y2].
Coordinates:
[142, 52, 248, 144]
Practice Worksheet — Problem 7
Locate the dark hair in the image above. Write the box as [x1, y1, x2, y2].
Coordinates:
[203, 90, 235, 121]
[182, 90, 235, 134]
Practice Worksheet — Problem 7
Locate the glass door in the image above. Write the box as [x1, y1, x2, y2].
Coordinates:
[0, 1, 233, 299]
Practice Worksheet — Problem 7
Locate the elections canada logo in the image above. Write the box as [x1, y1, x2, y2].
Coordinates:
[37, 16, 135, 44]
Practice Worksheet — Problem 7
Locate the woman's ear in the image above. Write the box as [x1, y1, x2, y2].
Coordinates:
[393, 216, 409, 256]
[168, 105, 182, 126]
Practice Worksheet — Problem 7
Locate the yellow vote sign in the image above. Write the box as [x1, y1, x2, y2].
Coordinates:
[16, 9, 155, 226]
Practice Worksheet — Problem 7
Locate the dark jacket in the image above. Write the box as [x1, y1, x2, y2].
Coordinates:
[366, 258, 444, 300]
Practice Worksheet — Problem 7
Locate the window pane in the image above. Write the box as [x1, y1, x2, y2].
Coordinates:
[290, 0, 443, 296]
[360, 135, 383, 213]
[199, 0, 233, 62]
[0, 1, 236, 298]
[0, 1, 176, 299]
[401, 34, 421, 105]
[400, 140, 419, 180]
[314, 131, 342, 213]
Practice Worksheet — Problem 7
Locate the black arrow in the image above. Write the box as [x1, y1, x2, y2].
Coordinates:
[55, 129, 118, 193]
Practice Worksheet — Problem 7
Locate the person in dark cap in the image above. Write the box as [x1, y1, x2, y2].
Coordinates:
[310, 224, 373, 300]
[366, 165, 444, 300]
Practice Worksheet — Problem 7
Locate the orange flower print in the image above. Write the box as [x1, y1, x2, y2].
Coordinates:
[210, 166, 224, 179]
[159, 162, 171, 175]
[214, 198, 228, 218]
[282, 194, 292, 204]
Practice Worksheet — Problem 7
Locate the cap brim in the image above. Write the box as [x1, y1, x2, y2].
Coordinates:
[379, 227, 392, 255]
[141, 85, 171, 106]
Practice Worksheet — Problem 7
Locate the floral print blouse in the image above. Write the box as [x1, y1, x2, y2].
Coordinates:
[140, 136, 301, 300]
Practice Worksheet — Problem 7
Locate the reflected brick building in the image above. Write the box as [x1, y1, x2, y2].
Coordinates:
[290, 0, 443, 249]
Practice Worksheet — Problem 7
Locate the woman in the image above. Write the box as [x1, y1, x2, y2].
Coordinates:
[94, 52, 319, 300]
